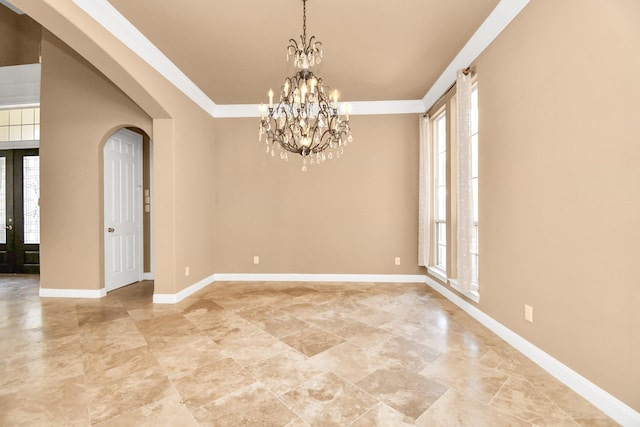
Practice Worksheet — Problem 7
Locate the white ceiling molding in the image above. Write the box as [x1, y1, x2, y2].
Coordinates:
[72, 0, 216, 116]
[0, 0, 24, 14]
[347, 100, 426, 116]
[72, 0, 528, 119]
[214, 100, 425, 119]
[422, 0, 530, 111]
[0, 64, 40, 106]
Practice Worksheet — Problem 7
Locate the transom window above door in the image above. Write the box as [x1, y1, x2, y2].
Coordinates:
[0, 106, 41, 143]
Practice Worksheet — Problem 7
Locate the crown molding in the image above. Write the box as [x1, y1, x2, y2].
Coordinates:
[72, 0, 216, 116]
[0, 0, 24, 14]
[422, 0, 530, 111]
[213, 100, 425, 118]
[72, 0, 529, 119]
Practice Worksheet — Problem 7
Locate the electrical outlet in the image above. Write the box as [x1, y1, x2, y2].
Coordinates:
[185, 266, 190, 277]
[524, 304, 533, 323]
[394, 257, 401, 265]
[253, 256, 260, 265]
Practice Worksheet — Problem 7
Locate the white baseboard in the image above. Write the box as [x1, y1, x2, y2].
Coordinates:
[152, 273, 216, 304]
[213, 273, 426, 283]
[152, 273, 424, 304]
[39, 287, 106, 299]
[424, 276, 640, 427]
[142, 272, 154, 281]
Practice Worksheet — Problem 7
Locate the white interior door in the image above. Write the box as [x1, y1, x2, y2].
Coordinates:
[104, 128, 142, 292]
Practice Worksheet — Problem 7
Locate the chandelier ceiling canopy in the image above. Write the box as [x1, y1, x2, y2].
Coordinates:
[259, 0, 352, 171]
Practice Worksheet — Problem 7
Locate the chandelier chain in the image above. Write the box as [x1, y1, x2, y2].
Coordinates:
[302, 0, 307, 42]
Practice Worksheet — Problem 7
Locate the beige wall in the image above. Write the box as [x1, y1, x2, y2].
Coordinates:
[214, 115, 422, 275]
[25, 0, 220, 296]
[472, 0, 640, 411]
[39, 29, 218, 295]
[0, 5, 41, 66]
[40, 30, 152, 290]
[16, 0, 640, 414]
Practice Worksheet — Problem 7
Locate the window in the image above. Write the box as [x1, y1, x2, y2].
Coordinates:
[433, 110, 447, 272]
[423, 77, 479, 300]
[0, 107, 41, 143]
[471, 84, 479, 285]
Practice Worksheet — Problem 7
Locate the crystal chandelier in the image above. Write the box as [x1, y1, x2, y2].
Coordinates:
[259, 0, 352, 171]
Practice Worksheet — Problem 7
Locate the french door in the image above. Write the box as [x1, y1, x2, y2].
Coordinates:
[0, 149, 40, 274]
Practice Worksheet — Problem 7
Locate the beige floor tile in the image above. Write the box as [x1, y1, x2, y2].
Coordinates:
[192, 382, 298, 426]
[201, 311, 264, 343]
[0, 374, 89, 426]
[83, 344, 160, 385]
[281, 371, 378, 426]
[280, 326, 345, 357]
[310, 341, 389, 383]
[489, 375, 577, 425]
[246, 348, 325, 396]
[2, 347, 85, 395]
[85, 364, 177, 424]
[348, 306, 396, 327]
[351, 402, 417, 427]
[278, 301, 332, 319]
[367, 335, 440, 372]
[419, 353, 509, 404]
[0, 277, 618, 426]
[180, 298, 225, 317]
[302, 309, 352, 333]
[524, 371, 615, 422]
[415, 388, 530, 426]
[170, 357, 256, 409]
[150, 336, 227, 379]
[93, 393, 197, 427]
[77, 304, 129, 327]
[218, 330, 293, 364]
[356, 367, 448, 420]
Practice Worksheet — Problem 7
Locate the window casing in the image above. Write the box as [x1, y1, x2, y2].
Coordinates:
[470, 84, 479, 285]
[425, 79, 479, 299]
[433, 111, 447, 272]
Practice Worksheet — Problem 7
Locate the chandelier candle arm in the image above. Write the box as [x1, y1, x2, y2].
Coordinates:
[259, 0, 352, 171]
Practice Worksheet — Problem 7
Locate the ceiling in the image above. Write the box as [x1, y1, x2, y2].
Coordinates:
[107, 0, 501, 105]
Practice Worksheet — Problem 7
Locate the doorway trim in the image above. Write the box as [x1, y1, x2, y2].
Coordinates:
[143, 140, 154, 280]
[103, 127, 143, 292]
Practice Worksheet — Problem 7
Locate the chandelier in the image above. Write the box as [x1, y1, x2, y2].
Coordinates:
[259, 0, 352, 171]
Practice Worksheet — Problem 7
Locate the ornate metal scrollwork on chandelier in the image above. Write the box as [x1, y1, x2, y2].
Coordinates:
[259, 0, 352, 171]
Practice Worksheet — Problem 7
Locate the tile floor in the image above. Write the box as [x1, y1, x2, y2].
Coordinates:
[0, 275, 617, 426]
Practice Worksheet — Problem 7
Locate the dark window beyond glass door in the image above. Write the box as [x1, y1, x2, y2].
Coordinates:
[0, 149, 40, 273]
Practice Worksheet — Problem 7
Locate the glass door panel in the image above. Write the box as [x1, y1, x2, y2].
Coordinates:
[23, 155, 40, 244]
[0, 149, 39, 274]
[0, 157, 6, 244]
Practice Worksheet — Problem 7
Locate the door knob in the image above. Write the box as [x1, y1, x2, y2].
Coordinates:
[5, 225, 13, 231]
[107, 227, 115, 233]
